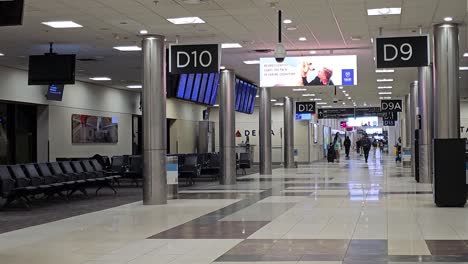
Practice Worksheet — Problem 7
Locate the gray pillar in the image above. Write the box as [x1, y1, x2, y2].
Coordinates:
[418, 66, 433, 183]
[404, 94, 411, 148]
[433, 23, 460, 139]
[219, 69, 236, 185]
[259, 87, 272, 175]
[410, 81, 419, 178]
[284, 97, 294, 168]
[142, 35, 167, 205]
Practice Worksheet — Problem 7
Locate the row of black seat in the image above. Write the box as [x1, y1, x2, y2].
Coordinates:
[0, 159, 121, 208]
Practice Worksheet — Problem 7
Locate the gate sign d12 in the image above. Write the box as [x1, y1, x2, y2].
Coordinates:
[381, 99, 403, 113]
[296, 102, 316, 114]
[169, 44, 220, 74]
[376, 35, 429, 68]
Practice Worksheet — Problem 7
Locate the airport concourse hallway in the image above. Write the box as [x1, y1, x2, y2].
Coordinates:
[3, 152, 468, 264]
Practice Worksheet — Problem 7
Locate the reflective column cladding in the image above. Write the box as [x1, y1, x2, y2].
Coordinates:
[410, 81, 419, 179]
[284, 97, 295, 168]
[433, 23, 460, 139]
[259, 87, 272, 175]
[219, 69, 237, 185]
[142, 35, 167, 205]
[404, 94, 411, 148]
[418, 66, 433, 183]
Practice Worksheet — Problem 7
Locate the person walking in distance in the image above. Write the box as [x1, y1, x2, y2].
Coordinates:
[333, 132, 342, 162]
[361, 134, 372, 163]
[344, 136, 351, 159]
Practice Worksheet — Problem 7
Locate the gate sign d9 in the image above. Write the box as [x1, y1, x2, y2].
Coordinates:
[296, 102, 316, 114]
[169, 44, 220, 74]
[376, 36, 429, 68]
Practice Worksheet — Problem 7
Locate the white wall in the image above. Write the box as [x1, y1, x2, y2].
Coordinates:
[460, 101, 468, 138]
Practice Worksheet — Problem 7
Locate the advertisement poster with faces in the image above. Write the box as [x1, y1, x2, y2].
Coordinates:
[260, 55, 358, 87]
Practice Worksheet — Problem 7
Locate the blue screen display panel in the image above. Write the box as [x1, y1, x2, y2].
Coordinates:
[176, 73, 219, 105]
[235, 78, 257, 114]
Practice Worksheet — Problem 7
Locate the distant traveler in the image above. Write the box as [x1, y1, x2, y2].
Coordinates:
[395, 137, 402, 163]
[327, 143, 335, 163]
[361, 135, 372, 163]
[344, 136, 351, 158]
[356, 138, 361, 155]
[333, 132, 342, 162]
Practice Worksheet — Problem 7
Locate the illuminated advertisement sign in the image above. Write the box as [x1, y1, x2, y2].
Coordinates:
[260, 55, 358, 87]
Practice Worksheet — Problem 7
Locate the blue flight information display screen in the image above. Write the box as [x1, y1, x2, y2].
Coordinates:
[176, 73, 219, 105]
[235, 78, 257, 114]
[46, 84, 65, 101]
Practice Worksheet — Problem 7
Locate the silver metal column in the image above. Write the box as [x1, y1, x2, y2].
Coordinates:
[404, 94, 411, 148]
[418, 66, 433, 183]
[433, 23, 460, 139]
[284, 97, 295, 168]
[142, 35, 167, 205]
[219, 69, 236, 185]
[410, 81, 419, 178]
[259, 87, 272, 175]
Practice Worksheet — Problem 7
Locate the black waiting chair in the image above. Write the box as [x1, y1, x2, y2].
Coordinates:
[9, 164, 46, 197]
[178, 155, 200, 185]
[0, 165, 30, 207]
[24, 163, 65, 199]
[238, 153, 251, 175]
[124, 156, 143, 186]
[81, 160, 117, 195]
[59, 161, 89, 197]
[111, 156, 126, 175]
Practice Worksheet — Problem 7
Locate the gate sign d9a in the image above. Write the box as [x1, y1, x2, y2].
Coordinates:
[381, 99, 403, 113]
[296, 102, 316, 114]
[169, 44, 220, 74]
[376, 35, 429, 68]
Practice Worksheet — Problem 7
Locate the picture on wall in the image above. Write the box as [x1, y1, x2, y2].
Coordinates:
[72, 114, 118, 144]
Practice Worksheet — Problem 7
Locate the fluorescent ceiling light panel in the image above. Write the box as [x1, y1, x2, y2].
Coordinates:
[302, 93, 315, 97]
[312, 98, 322, 101]
[380, 96, 392, 99]
[317, 102, 327, 105]
[90, 77, 111, 81]
[378, 86, 393, 89]
[220, 66, 226, 70]
[464, 53, 468, 57]
[256, 95, 259, 98]
[167, 16, 205, 25]
[460, 66, 468, 70]
[367, 7, 401, 16]
[127, 85, 142, 89]
[379, 92, 392, 95]
[42, 21, 83, 28]
[377, 78, 394, 82]
[213, 104, 219, 107]
[271, 99, 277, 102]
[139, 30, 148, 35]
[113, 46, 142, 51]
[0, 53, 4, 56]
[299, 37, 307, 41]
[444, 17, 453, 22]
[322, 106, 332, 108]
[274, 103, 284, 106]
[309, 50, 316, 54]
[376, 69, 395, 73]
[293, 88, 307, 91]
[243, 60, 260, 65]
[221, 43, 242, 49]
[283, 19, 292, 24]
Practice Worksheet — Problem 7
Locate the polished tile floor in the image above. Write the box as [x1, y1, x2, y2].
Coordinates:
[2, 150, 468, 263]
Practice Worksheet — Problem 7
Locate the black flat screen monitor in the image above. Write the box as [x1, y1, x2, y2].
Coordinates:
[0, 0, 24, 26]
[175, 73, 219, 105]
[46, 84, 64, 101]
[28, 54, 76, 85]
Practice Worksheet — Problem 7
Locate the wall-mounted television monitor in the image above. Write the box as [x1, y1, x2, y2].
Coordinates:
[46, 84, 64, 101]
[0, 0, 23, 26]
[235, 78, 257, 114]
[175, 73, 219, 105]
[28, 54, 76, 85]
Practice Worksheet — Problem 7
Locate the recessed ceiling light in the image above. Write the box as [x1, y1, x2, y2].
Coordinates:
[113, 46, 142, 51]
[371, 38, 374, 44]
[317, 102, 327, 105]
[42, 21, 83, 28]
[302, 93, 316, 97]
[444, 17, 454, 22]
[378, 92, 392, 95]
[322, 105, 333, 108]
[90, 77, 111, 81]
[167, 16, 205, 25]
[293, 88, 307, 92]
[271, 99, 277, 102]
[299, 37, 307, 41]
[338, 86, 343, 89]
[348, 97, 352, 100]
[0, 53, 4, 56]
[139, 30, 148, 35]
[221, 43, 243, 49]
[378, 86, 393, 89]
[342, 90, 347, 93]
[213, 104, 220, 107]
[367, 7, 401, 16]
[127, 85, 142, 89]
[312, 98, 322, 101]
[244, 60, 260, 65]
[379, 97, 392, 100]
[376, 69, 395, 73]
[274, 103, 284, 106]
[283, 19, 292, 24]
[220, 66, 226, 70]
[256, 95, 259, 98]
[350, 36, 362, 41]
[464, 53, 468, 57]
[342, 102, 346, 105]
[460, 66, 468, 70]
[286, 26, 297, 31]
[309, 50, 316, 54]
[377, 78, 394, 82]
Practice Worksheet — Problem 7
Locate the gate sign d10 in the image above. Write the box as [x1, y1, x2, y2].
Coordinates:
[169, 44, 220, 74]
[381, 99, 403, 113]
[296, 102, 316, 114]
[376, 35, 429, 68]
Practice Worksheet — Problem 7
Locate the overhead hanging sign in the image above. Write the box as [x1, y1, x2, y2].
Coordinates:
[318, 107, 381, 119]
[296, 101, 316, 114]
[383, 112, 398, 126]
[169, 44, 220, 74]
[259, 55, 358, 87]
[376, 35, 429, 68]
[381, 99, 403, 113]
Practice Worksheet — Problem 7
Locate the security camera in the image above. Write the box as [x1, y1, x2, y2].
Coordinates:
[332, 98, 339, 104]
[274, 43, 286, 63]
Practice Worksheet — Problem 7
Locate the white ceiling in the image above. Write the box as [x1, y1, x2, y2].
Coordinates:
[0, 0, 467, 107]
